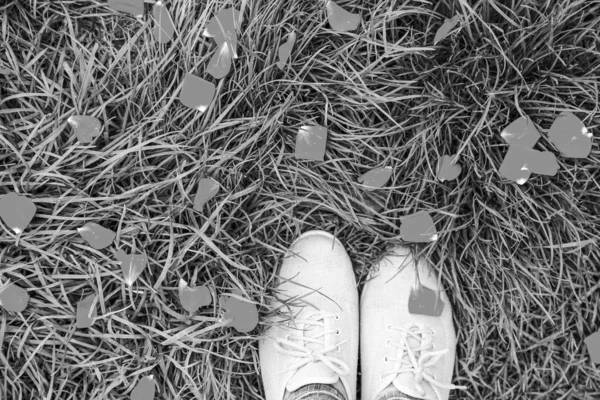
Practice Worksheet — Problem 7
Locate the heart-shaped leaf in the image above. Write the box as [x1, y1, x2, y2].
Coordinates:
[206, 41, 233, 79]
[276, 31, 296, 70]
[152, 1, 175, 44]
[408, 285, 445, 317]
[295, 124, 328, 161]
[193, 178, 220, 211]
[357, 166, 393, 190]
[180, 73, 216, 113]
[178, 279, 212, 313]
[585, 331, 600, 364]
[116, 249, 148, 286]
[131, 375, 156, 400]
[500, 116, 541, 148]
[203, 8, 241, 59]
[77, 222, 116, 250]
[400, 211, 438, 243]
[499, 145, 558, 184]
[0, 192, 36, 234]
[433, 15, 461, 45]
[76, 293, 97, 329]
[548, 111, 592, 158]
[67, 115, 102, 144]
[107, 0, 144, 17]
[0, 282, 29, 312]
[436, 154, 462, 182]
[325, 0, 361, 32]
[219, 290, 258, 333]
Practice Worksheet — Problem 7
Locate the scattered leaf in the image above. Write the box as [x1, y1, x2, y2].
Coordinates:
[500, 116, 541, 148]
[107, 0, 145, 17]
[76, 293, 97, 329]
[433, 15, 461, 45]
[400, 211, 438, 243]
[0, 192, 37, 234]
[193, 178, 220, 211]
[219, 290, 259, 333]
[276, 31, 296, 70]
[295, 124, 328, 161]
[325, 0, 361, 32]
[179, 73, 216, 113]
[131, 375, 156, 400]
[116, 250, 148, 286]
[408, 285, 445, 317]
[77, 222, 116, 250]
[68, 115, 102, 144]
[436, 154, 462, 182]
[178, 279, 212, 313]
[0, 282, 29, 312]
[357, 166, 393, 190]
[206, 41, 233, 79]
[548, 111, 592, 158]
[585, 331, 600, 364]
[499, 145, 558, 184]
[152, 1, 175, 44]
[203, 7, 241, 59]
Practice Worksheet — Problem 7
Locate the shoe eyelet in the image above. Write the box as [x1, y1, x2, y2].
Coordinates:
[385, 339, 391, 346]
[430, 343, 436, 350]
[430, 328, 436, 336]
[383, 356, 388, 362]
[386, 324, 393, 331]
[336, 346, 341, 352]
[285, 335, 291, 340]
[379, 374, 384, 380]
[335, 313, 340, 320]
[336, 329, 340, 335]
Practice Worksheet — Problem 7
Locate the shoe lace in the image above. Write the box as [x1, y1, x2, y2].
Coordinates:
[273, 310, 350, 378]
[384, 324, 467, 400]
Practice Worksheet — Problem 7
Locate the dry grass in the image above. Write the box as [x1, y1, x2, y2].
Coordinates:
[1, 0, 599, 399]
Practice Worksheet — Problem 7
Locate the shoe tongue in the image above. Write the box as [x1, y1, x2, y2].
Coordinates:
[391, 328, 436, 400]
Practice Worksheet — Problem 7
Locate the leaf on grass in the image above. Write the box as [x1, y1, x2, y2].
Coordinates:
[295, 124, 328, 161]
[116, 249, 148, 286]
[500, 116, 541, 148]
[178, 279, 212, 313]
[585, 331, 600, 364]
[203, 7, 241, 59]
[433, 15, 461, 45]
[76, 293, 97, 329]
[436, 154, 462, 182]
[206, 41, 233, 79]
[0, 192, 36, 234]
[357, 166, 393, 190]
[152, 1, 175, 44]
[67, 115, 102, 144]
[499, 145, 558, 185]
[276, 31, 296, 70]
[408, 284, 445, 317]
[179, 73, 216, 113]
[219, 290, 259, 333]
[131, 375, 156, 400]
[77, 222, 116, 250]
[0, 282, 29, 312]
[193, 178, 220, 211]
[325, 0, 361, 32]
[548, 111, 592, 158]
[400, 211, 438, 243]
[107, 0, 145, 17]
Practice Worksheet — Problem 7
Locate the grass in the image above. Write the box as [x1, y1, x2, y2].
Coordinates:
[0, 0, 599, 399]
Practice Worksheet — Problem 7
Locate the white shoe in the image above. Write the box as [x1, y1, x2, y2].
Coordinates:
[360, 246, 466, 400]
[259, 231, 359, 400]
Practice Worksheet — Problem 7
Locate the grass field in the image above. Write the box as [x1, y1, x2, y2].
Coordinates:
[1, 0, 600, 399]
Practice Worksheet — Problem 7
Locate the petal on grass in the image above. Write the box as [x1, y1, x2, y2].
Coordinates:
[203, 7, 241, 58]
[276, 31, 296, 70]
[408, 285, 445, 317]
[219, 290, 259, 333]
[116, 250, 148, 286]
[107, 0, 145, 17]
[131, 375, 156, 400]
[500, 116, 541, 148]
[0, 192, 36, 234]
[433, 15, 461, 45]
[178, 279, 212, 313]
[77, 222, 116, 250]
[67, 115, 102, 144]
[400, 211, 438, 243]
[179, 73, 216, 113]
[548, 111, 592, 158]
[437, 154, 462, 182]
[206, 41, 233, 79]
[357, 166, 393, 190]
[295, 124, 328, 161]
[152, 1, 175, 44]
[325, 0, 361, 32]
[193, 178, 220, 211]
[584, 331, 600, 364]
[0, 282, 29, 313]
[76, 293, 97, 329]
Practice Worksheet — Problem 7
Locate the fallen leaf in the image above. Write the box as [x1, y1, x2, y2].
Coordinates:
[400, 211, 438, 243]
[0, 192, 36, 234]
[219, 290, 259, 333]
[152, 1, 175, 44]
[131, 375, 156, 400]
[325, 0, 361, 32]
[408, 285, 445, 317]
[499, 145, 558, 184]
[76, 293, 97, 329]
[276, 31, 296, 70]
[0, 282, 29, 312]
[107, 0, 145, 17]
[433, 15, 461, 45]
[78, 222, 116, 250]
[357, 166, 393, 190]
[206, 41, 233, 79]
[116, 250, 148, 286]
[295, 124, 328, 161]
[203, 7, 241, 59]
[193, 178, 220, 211]
[548, 111, 592, 158]
[436, 155, 462, 182]
[178, 279, 212, 313]
[500, 116, 541, 148]
[585, 331, 600, 364]
[67, 115, 102, 144]
[179, 73, 216, 113]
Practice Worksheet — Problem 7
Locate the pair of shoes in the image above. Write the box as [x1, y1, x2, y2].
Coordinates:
[259, 231, 465, 400]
